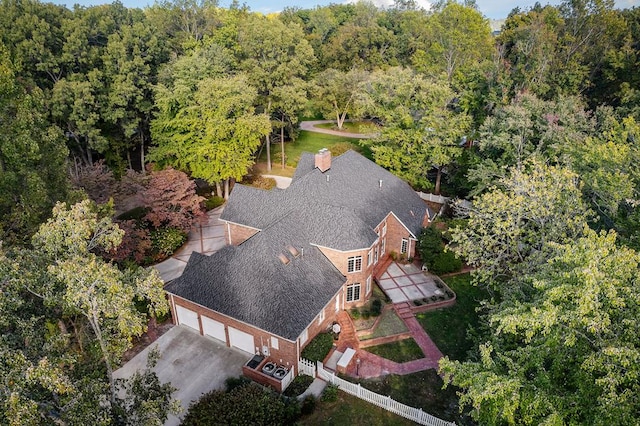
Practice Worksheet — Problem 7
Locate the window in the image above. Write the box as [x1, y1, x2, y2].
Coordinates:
[381, 237, 386, 255]
[271, 336, 279, 350]
[346, 283, 361, 302]
[382, 223, 387, 236]
[374, 247, 379, 264]
[366, 275, 371, 295]
[367, 248, 373, 266]
[318, 308, 325, 324]
[347, 256, 362, 273]
[401, 238, 409, 254]
[300, 329, 308, 345]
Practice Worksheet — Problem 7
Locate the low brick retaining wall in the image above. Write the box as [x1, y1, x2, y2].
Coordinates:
[358, 332, 413, 348]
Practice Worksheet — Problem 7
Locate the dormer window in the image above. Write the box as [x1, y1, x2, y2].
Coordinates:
[347, 256, 362, 273]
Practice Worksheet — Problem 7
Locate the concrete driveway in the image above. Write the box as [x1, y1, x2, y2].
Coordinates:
[114, 325, 250, 426]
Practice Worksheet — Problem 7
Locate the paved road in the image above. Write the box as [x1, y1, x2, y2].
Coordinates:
[299, 120, 378, 139]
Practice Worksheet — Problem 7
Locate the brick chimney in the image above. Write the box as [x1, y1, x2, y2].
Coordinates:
[315, 148, 331, 172]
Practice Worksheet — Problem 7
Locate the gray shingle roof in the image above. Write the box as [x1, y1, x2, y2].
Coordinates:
[166, 210, 346, 341]
[171, 150, 429, 341]
[221, 150, 428, 244]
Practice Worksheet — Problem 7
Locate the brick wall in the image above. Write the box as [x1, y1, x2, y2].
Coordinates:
[224, 221, 259, 246]
[169, 295, 299, 372]
[385, 213, 417, 258]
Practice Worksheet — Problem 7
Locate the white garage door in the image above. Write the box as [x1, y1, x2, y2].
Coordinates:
[176, 305, 200, 332]
[228, 327, 255, 354]
[201, 316, 226, 343]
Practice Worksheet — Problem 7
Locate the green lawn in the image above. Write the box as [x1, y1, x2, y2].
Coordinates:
[359, 308, 407, 340]
[298, 392, 415, 425]
[417, 273, 489, 361]
[342, 370, 472, 425]
[365, 338, 424, 363]
[314, 121, 378, 134]
[257, 130, 372, 168]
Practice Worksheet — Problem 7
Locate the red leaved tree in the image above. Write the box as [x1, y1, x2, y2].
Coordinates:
[142, 168, 205, 233]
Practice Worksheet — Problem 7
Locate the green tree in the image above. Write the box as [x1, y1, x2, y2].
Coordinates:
[31, 200, 169, 407]
[150, 74, 270, 198]
[0, 46, 70, 244]
[413, 1, 494, 84]
[237, 13, 314, 171]
[312, 68, 369, 130]
[442, 228, 640, 425]
[359, 67, 470, 193]
[449, 161, 590, 289]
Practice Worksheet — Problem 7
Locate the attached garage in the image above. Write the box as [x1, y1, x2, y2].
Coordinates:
[228, 327, 255, 354]
[176, 305, 200, 332]
[201, 316, 226, 343]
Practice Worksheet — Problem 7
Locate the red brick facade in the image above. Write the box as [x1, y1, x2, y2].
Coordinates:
[224, 221, 259, 246]
[169, 291, 342, 374]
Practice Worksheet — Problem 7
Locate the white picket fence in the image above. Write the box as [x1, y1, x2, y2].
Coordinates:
[416, 191, 449, 205]
[298, 358, 455, 426]
[280, 367, 294, 392]
[298, 358, 316, 377]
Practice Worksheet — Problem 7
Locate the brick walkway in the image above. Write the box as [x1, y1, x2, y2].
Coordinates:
[333, 304, 443, 379]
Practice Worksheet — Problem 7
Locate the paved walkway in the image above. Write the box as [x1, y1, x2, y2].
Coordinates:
[332, 307, 443, 379]
[299, 120, 378, 139]
[378, 262, 446, 303]
[261, 174, 292, 189]
[153, 206, 227, 282]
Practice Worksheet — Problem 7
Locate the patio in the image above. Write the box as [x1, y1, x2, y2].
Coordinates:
[377, 262, 447, 304]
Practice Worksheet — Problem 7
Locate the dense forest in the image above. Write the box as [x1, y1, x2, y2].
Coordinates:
[1, 0, 640, 424]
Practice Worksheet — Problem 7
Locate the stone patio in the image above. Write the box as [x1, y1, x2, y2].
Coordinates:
[377, 262, 443, 303]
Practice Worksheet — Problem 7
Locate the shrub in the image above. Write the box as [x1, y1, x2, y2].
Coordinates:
[328, 142, 354, 156]
[225, 376, 250, 392]
[349, 308, 361, 320]
[301, 332, 334, 362]
[151, 227, 187, 257]
[182, 382, 300, 425]
[321, 384, 339, 402]
[389, 251, 398, 261]
[116, 206, 148, 221]
[205, 195, 224, 211]
[361, 310, 370, 319]
[301, 395, 317, 415]
[430, 251, 463, 275]
[250, 176, 277, 190]
[371, 299, 382, 316]
[283, 375, 314, 398]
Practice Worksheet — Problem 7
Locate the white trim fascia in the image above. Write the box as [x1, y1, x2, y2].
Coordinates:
[310, 242, 372, 254]
[167, 293, 297, 344]
[389, 211, 417, 239]
[219, 218, 261, 232]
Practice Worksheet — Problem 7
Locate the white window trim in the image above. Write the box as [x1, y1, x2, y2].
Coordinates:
[401, 238, 409, 254]
[367, 248, 373, 266]
[366, 275, 371, 295]
[381, 237, 386, 256]
[347, 255, 363, 273]
[318, 308, 325, 324]
[382, 223, 387, 236]
[271, 336, 279, 350]
[300, 329, 308, 345]
[374, 246, 379, 264]
[346, 283, 361, 302]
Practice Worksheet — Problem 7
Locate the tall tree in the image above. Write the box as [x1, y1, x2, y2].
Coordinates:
[359, 67, 470, 193]
[312, 68, 369, 130]
[0, 45, 70, 244]
[31, 200, 169, 409]
[150, 73, 270, 198]
[442, 228, 640, 425]
[237, 13, 314, 171]
[449, 161, 590, 290]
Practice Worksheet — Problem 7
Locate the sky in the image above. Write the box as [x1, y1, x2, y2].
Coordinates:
[48, 0, 640, 20]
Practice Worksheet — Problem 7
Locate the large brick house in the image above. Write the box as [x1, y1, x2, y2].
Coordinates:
[164, 149, 431, 375]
